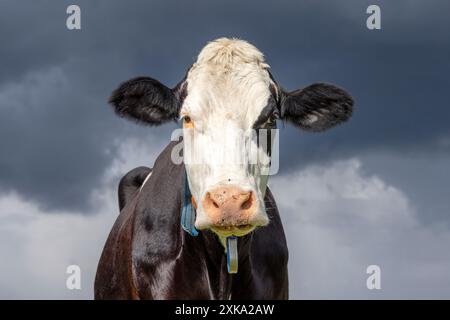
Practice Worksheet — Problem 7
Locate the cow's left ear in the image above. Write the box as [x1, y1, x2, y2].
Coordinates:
[109, 77, 184, 126]
[280, 83, 354, 131]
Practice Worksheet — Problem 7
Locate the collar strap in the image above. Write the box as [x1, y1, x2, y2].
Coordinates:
[226, 236, 238, 274]
[181, 169, 199, 236]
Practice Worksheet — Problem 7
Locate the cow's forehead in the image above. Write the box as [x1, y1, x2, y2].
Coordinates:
[182, 38, 273, 128]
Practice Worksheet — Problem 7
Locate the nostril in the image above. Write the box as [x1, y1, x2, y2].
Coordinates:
[240, 193, 253, 210]
[212, 201, 219, 209]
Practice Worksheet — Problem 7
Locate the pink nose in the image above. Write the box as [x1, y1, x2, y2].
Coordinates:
[201, 186, 256, 228]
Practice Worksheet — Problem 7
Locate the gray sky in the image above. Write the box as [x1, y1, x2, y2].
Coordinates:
[0, 0, 449, 299]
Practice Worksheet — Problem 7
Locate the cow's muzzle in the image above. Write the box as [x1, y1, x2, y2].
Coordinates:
[198, 185, 267, 236]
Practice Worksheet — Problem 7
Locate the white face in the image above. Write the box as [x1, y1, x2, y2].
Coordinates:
[180, 39, 276, 237]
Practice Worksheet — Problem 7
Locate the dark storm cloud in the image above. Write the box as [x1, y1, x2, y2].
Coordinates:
[272, 0, 450, 170]
[0, 0, 449, 211]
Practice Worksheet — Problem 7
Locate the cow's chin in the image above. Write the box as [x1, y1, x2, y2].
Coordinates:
[194, 206, 270, 238]
[210, 224, 256, 238]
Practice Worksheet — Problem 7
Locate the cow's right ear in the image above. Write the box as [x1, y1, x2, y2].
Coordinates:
[279, 83, 353, 132]
[109, 77, 184, 126]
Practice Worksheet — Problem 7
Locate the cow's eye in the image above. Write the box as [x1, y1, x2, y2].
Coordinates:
[182, 115, 194, 128]
[183, 116, 192, 124]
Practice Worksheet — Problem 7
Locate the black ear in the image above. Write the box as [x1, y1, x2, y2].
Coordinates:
[109, 77, 184, 125]
[280, 83, 354, 131]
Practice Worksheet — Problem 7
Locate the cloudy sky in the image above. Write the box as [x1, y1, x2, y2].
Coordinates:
[0, 0, 449, 299]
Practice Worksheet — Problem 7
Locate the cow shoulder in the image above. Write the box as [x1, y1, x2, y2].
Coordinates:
[94, 194, 139, 299]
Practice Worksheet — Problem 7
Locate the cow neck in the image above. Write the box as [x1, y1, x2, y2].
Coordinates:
[198, 228, 253, 299]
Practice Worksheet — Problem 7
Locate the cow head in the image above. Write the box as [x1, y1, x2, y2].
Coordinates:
[109, 38, 353, 239]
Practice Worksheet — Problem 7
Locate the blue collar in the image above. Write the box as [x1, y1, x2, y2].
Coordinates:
[181, 169, 199, 237]
[181, 169, 238, 273]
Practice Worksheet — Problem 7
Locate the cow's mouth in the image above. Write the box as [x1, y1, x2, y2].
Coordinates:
[211, 224, 256, 237]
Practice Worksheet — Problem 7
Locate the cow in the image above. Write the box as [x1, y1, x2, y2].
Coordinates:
[94, 38, 353, 299]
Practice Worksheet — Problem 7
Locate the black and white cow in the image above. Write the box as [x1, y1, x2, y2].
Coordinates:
[94, 38, 353, 299]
